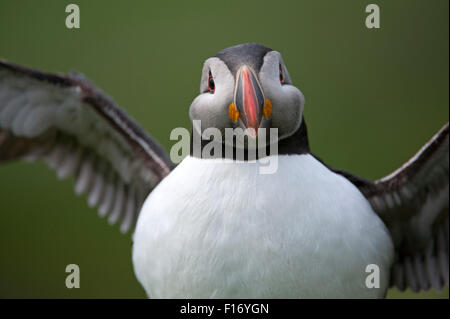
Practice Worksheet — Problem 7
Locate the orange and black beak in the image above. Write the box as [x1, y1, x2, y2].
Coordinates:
[229, 65, 272, 137]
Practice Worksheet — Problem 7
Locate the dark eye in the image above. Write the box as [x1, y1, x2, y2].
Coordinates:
[279, 65, 284, 84]
[208, 71, 215, 93]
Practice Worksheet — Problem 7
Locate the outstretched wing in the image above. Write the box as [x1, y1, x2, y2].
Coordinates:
[0, 60, 174, 233]
[335, 123, 449, 292]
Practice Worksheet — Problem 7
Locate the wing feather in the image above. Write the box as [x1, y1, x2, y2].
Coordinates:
[365, 123, 448, 291]
[0, 59, 174, 233]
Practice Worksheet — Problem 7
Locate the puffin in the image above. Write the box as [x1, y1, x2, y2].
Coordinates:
[0, 43, 448, 298]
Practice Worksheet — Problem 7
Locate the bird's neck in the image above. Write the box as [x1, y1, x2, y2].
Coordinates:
[190, 117, 310, 161]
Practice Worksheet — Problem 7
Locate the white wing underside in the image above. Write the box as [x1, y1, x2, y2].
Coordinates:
[0, 60, 173, 233]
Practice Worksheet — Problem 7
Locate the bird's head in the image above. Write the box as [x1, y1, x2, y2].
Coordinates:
[189, 43, 305, 149]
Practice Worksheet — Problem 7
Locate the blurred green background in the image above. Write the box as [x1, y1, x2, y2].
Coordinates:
[0, 0, 448, 298]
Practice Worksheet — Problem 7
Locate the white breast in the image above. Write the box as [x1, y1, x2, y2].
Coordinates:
[132, 155, 394, 298]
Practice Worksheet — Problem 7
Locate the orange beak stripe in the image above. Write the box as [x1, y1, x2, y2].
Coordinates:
[228, 103, 240, 122]
[263, 98, 272, 119]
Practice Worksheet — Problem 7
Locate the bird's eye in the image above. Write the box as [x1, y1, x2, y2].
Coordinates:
[279, 64, 284, 84]
[208, 72, 215, 93]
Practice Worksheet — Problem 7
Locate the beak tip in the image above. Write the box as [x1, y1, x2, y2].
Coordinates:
[248, 127, 258, 138]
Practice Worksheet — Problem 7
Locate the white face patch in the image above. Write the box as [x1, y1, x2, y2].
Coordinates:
[259, 51, 305, 141]
[189, 57, 235, 138]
